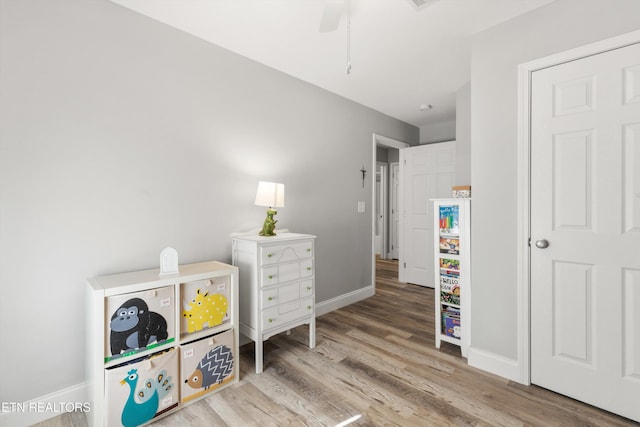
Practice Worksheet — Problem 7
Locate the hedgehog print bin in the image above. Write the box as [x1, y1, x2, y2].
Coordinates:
[104, 348, 179, 427]
[105, 286, 176, 363]
[180, 329, 235, 403]
[180, 277, 230, 337]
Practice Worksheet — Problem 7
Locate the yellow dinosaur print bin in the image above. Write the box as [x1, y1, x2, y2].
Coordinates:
[180, 278, 230, 337]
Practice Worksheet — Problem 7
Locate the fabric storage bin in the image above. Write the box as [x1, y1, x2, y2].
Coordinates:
[104, 348, 179, 427]
[180, 277, 230, 336]
[105, 286, 175, 362]
[180, 329, 235, 403]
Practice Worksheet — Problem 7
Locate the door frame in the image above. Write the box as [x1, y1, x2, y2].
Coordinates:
[375, 161, 388, 258]
[372, 134, 409, 288]
[389, 161, 400, 259]
[516, 29, 640, 385]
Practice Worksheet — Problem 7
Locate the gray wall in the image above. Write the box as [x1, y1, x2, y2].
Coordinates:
[470, 0, 640, 362]
[455, 82, 471, 186]
[419, 84, 471, 186]
[375, 146, 400, 164]
[376, 146, 389, 162]
[0, 0, 418, 403]
[419, 119, 455, 144]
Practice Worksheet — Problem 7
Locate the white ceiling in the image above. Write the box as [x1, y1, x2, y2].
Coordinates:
[110, 0, 555, 128]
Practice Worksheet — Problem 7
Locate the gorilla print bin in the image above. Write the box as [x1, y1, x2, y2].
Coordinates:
[105, 286, 175, 362]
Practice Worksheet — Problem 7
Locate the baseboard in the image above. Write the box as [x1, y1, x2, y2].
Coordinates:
[0, 382, 89, 427]
[467, 347, 523, 383]
[315, 285, 375, 317]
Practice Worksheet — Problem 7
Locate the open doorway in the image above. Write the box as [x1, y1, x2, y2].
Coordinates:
[372, 134, 409, 287]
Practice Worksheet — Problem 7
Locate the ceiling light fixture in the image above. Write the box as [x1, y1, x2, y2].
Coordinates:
[407, 0, 442, 11]
[419, 104, 433, 111]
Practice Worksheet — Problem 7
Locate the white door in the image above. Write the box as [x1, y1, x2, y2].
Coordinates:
[400, 142, 455, 287]
[390, 162, 400, 259]
[530, 42, 640, 422]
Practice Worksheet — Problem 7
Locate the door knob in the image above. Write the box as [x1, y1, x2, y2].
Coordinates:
[535, 239, 549, 249]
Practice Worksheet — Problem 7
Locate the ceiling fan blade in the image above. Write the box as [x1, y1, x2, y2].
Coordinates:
[318, 0, 344, 33]
[407, 0, 441, 11]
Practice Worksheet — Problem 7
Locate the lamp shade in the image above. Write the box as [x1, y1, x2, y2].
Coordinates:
[255, 181, 285, 208]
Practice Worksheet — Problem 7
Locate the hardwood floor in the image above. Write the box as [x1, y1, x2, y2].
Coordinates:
[38, 259, 635, 427]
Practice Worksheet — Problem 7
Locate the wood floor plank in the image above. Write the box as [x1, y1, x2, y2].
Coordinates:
[38, 258, 636, 427]
[213, 382, 300, 426]
[276, 337, 418, 420]
[339, 356, 483, 426]
[151, 397, 229, 427]
[344, 328, 455, 375]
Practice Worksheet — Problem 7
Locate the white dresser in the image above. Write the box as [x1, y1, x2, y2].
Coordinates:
[232, 232, 316, 374]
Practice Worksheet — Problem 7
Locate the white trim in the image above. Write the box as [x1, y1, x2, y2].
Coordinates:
[516, 58, 532, 386]
[388, 161, 400, 260]
[374, 134, 410, 150]
[315, 285, 375, 317]
[467, 348, 521, 383]
[372, 134, 410, 288]
[398, 148, 406, 283]
[517, 29, 640, 385]
[0, 382, 89, 427]
[375, 161, 389, 259]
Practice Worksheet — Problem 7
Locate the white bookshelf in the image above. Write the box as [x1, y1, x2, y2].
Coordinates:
[432, 198, 470, 357]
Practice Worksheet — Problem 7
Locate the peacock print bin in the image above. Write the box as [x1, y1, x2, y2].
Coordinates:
[180, 329, 235, 403]
[104, 348, 179, 427]
[104, 286, 176, 363]
[180, 277, 231, 337]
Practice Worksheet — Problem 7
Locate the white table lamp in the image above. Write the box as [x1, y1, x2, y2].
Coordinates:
[255, 181, 285, 236]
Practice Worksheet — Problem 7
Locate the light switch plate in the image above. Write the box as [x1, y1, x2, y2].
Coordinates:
[357, 201, 365, 213]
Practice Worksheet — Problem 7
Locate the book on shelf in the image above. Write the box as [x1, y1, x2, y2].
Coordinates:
[439, 258, 460, 271]
[441, 306, 461, 338]
[439, 205, 460, 234]
[439, 237, 460, 255]
[440, 269, 460, 277]
[440, 273, 460, 305]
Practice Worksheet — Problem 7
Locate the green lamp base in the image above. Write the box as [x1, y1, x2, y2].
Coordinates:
[259, 208, 278, 237]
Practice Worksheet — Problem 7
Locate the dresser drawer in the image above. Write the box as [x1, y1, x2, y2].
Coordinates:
[261, 260, 313, 286]
[260, 241, 313, 265]
[261, 282, 300, 309]
[300, 280, 313, 298]
[262, 297, 314, 330]
[262, 288, 279, 309]
[300, 259, 313, 278]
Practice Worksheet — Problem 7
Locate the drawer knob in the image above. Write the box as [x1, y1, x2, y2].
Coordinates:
[306, 286, 311, 291]
[306, 248, 311, 252]
[267, 253, 273, 258]
[268, 318, 274, 323]
[268, 296, 274, 301]
[268, 275, 275, 279]
[306, 267, 311, 271]
[307, 305, 312, 310]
